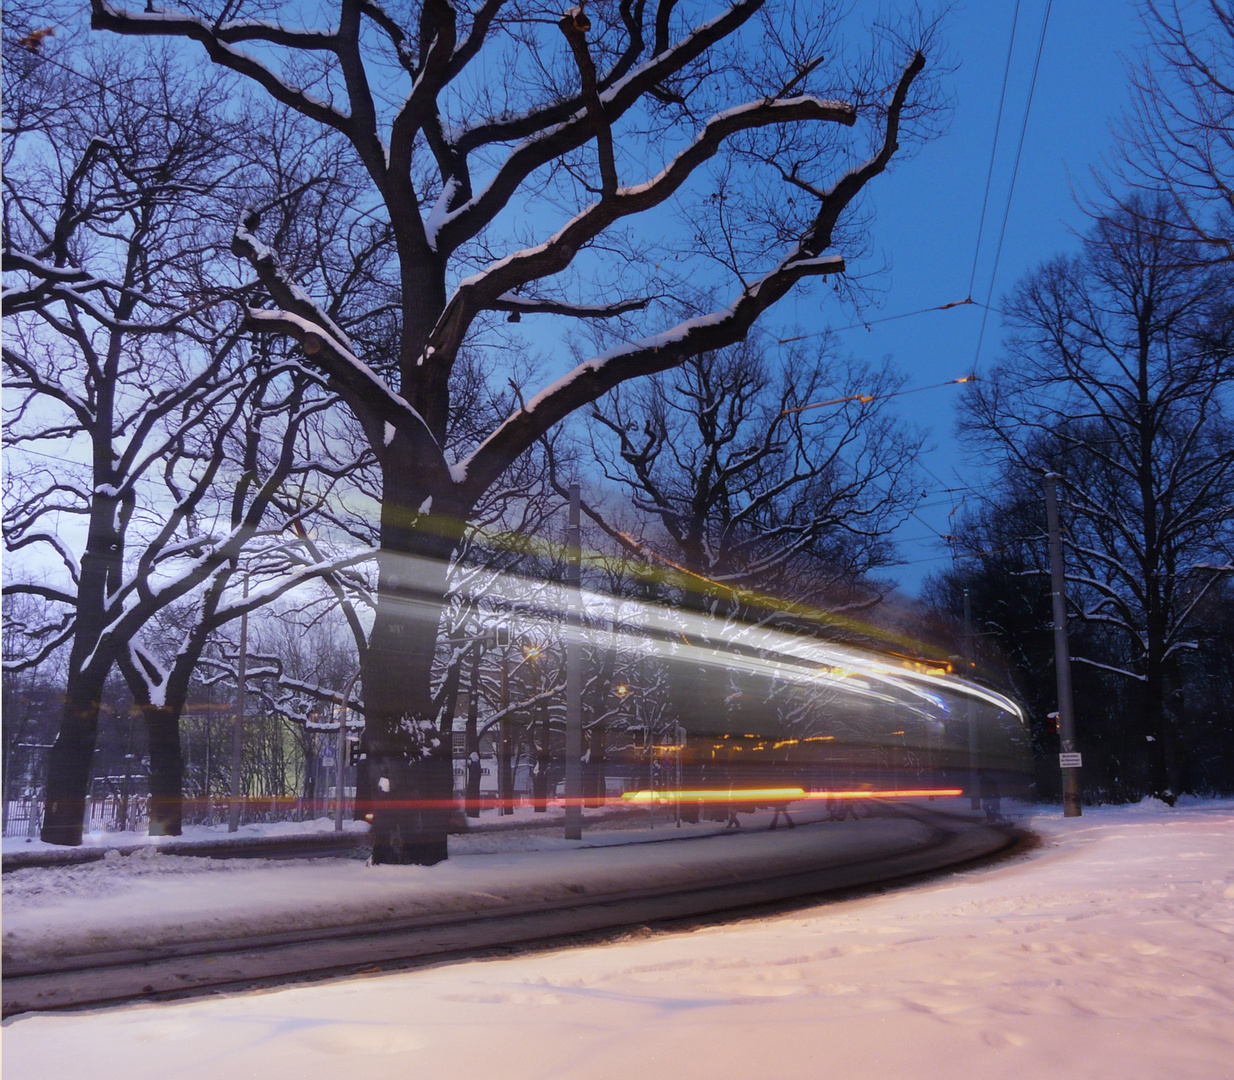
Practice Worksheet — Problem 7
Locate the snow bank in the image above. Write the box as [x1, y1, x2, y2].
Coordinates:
[2, 814, 371, 857]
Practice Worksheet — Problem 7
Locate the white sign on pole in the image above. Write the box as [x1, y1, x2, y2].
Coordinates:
[1059, 752, 1082, 769]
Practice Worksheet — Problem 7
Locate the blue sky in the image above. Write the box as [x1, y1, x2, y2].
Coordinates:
[772, 0, 1147, 594]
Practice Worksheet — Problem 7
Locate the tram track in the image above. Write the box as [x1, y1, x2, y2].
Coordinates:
[2, 807, 1025, 1017]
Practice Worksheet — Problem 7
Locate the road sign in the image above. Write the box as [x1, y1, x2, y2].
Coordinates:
[1059, 752, 1082, 769]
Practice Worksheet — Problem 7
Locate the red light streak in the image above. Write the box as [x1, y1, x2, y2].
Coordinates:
[168, 788, 966, 818]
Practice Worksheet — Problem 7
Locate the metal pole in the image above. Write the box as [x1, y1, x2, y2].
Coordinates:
[335, 669, 361, 832]
[119, 708, 134, 833]
[648, 722, 655, 825]
[964, 587, 980, 810]
[500, 643, 512, 814]
[564, 483, 583, 840]
[1044, 474, 1082, 816]
[228, 575, 249, 832]
[675, 725, 684, 827]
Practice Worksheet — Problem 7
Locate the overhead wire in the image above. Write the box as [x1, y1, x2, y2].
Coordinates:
[778, 297, 976, 345]
[896, 543, 1019, 566]
[971, 0, 1055, 369]
[6, 35, 393, 231]
[968, 0, 1024, 300]
[881, 2, 1048, 580]
[779, 0, 1034, 359]
[781, 374, 977, 417]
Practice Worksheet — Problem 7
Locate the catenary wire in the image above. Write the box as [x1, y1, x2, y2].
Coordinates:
[971, 0, 1056, 369]
[968, 0, 1024, 300]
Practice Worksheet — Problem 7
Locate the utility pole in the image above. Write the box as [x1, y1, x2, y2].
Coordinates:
[119, 706, 135, 833]
[335, 669, 361, 832]
[964, 587, 980, 810]
[675, 725, 685, 827]
[564, 483, 583, 840]
[1045, 474, 1082, 817]
[464, 639, 483, 819]
[499, 632, 512, 815]
[228, 575, 249, 833]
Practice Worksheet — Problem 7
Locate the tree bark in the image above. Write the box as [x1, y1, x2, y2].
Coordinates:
[584, 722, 606, 808]
[532, 701, 552, 812]
[143, 704, 184, 835]
[40, 672, 108, 845]
[362, 489, 465, 863]
[1142, 655, 1174, 804]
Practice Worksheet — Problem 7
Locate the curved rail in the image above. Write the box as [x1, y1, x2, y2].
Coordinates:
[2, 807, 1022, 1017]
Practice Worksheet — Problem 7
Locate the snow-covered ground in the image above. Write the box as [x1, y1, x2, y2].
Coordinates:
[1, 813, 374, 856]
[4, 798, 1233, 1080]
[1, 802, 620, 858]
[2, 803, 931, 962]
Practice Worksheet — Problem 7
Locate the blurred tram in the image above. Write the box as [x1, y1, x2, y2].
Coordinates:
[609, 621, 1032, 816]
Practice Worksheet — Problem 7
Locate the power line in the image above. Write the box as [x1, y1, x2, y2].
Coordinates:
[5, 442, 254, 502]
[968, 0, 1024, 300]
[915, 456, 987, 505]
[972, 0, 1056, 369]
[909, 507, 950, 543]
[778, 297, 976, 344]
[896, 543, 1018, 567]
[777, 2, 1033, 355]
[781, 374, 977, 417]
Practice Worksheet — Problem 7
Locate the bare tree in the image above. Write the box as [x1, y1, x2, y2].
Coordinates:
[1, 33, 378, 842]
[577, 334, 921, 615]
[90, 0, 942, 862]
[2, 41, 256, 843]
[1111, 0, 1234, 267]
[961, 197, 1234, 803]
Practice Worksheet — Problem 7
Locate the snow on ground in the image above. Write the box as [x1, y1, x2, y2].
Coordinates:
[1, 813, 373, 856]
[2, 804, 928, 961]
[4, 798, 1234, 1080]
[0, 801, 664, 857]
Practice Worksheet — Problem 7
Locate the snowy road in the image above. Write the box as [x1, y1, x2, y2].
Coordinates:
[3, 799, 1232, 1080]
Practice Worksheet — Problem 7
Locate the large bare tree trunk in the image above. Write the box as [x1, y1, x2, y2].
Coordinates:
[363, 490, 464, 864]
[584, 722, 606, 808]
[143, 704, 184, 835]
[40, 673, 107, 845]
[1142, 653, 1174, 805]
[531, 702, 552, 812]
[41, 491, 123, 845]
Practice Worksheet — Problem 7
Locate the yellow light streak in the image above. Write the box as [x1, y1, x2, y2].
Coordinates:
[623, 787, 806, 804]
[620, 786, 963, 804]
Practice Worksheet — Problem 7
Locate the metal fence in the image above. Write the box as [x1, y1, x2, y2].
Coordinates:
[3, 797, 43, 839]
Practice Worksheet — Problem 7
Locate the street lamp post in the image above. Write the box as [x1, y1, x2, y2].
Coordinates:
[964, 587, 980, 810]
[676, 725, 685, 827]
[499, 631, 513, 815]
[228, 575, 249, 833]
[564, 482, 583, 841]
[335, 669, 361, 832]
